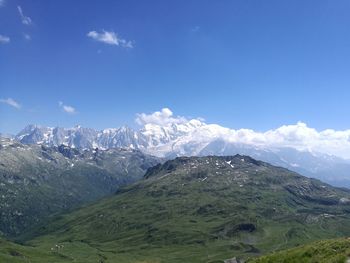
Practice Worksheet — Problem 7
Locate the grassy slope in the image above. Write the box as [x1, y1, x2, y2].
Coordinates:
[21, 156, 350, 263]
[3, 237, 350, 263]
[247, 238, 350, 263]
[0, 237, 67, 263]
[0, 139, 160, 237]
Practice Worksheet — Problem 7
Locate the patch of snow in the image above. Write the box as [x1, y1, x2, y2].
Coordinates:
[226, 161, 235, 168]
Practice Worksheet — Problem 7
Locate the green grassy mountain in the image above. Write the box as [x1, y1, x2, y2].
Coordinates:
[0, 137, 160, 238]
[0, 237, 67, 263]
[247, 238, 350, 263]
[20, 155, 350, 262]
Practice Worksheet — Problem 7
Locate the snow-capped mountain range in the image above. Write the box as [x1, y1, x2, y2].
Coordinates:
[14, 119, 209, 155]
[11, 116, 350, 188]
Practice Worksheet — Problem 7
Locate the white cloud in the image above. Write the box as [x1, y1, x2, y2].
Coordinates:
[87, 30, 133, 48]
[0, 34, 10, 43]
[136, 108, 350, 159]
[0, 0, 5, 7]
[0, 98, 21, 109]
[260, 122, 350, 158]
[136, 108, 188, 126]
[23, 33, 31, 40]
[17, 6, 32, 25]
[58, 101, 77, 114]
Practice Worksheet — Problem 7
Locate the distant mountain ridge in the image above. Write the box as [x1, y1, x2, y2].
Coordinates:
[12, 123, 350, 188]
[14, 121, 205, 152]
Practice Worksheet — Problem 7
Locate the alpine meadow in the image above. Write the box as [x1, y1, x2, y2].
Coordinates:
[1, 1, 350, 262]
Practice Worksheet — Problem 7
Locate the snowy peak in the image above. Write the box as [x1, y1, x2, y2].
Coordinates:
[16, 125, 52, 144]
[99, 126, 139, 149]
[139, 119, 205, 145]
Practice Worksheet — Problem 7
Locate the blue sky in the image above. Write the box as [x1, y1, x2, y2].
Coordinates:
[1, 0, 350, 134]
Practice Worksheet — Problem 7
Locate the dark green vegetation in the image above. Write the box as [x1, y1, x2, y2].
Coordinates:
[0, 138, 160, 238]
[248, 238, 350, 263]
[16, 155, 350, 262]
[0, 237, 68, 263]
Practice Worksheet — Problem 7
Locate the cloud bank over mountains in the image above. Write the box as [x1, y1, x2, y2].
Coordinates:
[4, 107, 350, 159]
[135, 108, 350, 159]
